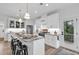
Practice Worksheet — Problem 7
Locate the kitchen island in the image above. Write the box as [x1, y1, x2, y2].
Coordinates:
[10, 33, 45, 55]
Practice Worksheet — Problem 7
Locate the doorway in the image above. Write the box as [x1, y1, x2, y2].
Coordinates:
[64, 20, 74, 43]
[0, 24, 4, 41]
[26, 25, 33, 34]
[63, 18, 79, 52]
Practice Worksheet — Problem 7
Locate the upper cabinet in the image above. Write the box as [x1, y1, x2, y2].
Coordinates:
[8, 18, 25, 28]
[35, 17, 47, 29]
[35, 13, 59, 29]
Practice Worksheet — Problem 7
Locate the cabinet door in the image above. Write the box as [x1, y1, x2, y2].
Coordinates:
[26, 25, 33, 34]
[9, 20, 15, 28]
[33, 38, 45, 55]
[35, 18, 48, 29]
[21, 22, 25, 28]
[16, 21, 20, 28]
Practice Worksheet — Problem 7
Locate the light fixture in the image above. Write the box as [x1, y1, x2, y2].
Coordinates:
[40, 3, 48, 6]
[24, 3, 30, 19]
[45, 4, 48, 6]
[18, 9, 22, 22]
[40, 3, 43, 5]
[24, 12, 30, 19]
[19, 18, 22, 22]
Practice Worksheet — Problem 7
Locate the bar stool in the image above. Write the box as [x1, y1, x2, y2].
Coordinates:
[22, 45, 28, 55]
[11, 37, 28, 55]
[13, 40, 19, 55]
[11, 38, 17, 55]
[15, 40, 23, 55]
[15, 44, 22, 55]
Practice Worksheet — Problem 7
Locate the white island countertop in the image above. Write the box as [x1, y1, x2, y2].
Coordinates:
[11, 33, 45, 55]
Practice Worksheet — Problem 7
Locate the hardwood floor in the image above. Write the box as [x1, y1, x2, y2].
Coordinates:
[0, 40, 12, 55]
[0, 40, 56, 55]
[0, 40, 59, 55]
[45, 44, 58, 55]
[0, 39, 78, 55]
[45, 44, 79, 55]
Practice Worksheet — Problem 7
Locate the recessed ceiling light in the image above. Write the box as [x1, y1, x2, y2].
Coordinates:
[35, 11, 38, 14]
[45, 4, 48, 6]
[40, 3, 43, 5]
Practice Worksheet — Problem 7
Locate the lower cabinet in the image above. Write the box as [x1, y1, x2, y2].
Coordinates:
[22, 38, 45, 55]
[45, 34, 60, 48]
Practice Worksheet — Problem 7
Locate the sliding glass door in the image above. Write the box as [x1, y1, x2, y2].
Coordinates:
[63, 18, 79, 51]
[64, 20, 74, 43]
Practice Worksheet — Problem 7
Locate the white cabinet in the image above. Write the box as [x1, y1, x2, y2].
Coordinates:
[35, 13, 59, 29]
[35, 18, 48, 28]
[33, 38, 45, 55]
[21, 37, 45, 55]
[59, 35, 64, 45]
[8, 18, 25, 28]
[45, 34, 60, 48]
[10, 33, 45, 55]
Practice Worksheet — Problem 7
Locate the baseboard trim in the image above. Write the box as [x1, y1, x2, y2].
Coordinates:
[61, 46, 79, 54]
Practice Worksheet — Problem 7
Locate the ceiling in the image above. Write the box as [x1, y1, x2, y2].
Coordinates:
[0, 3, 78, 20]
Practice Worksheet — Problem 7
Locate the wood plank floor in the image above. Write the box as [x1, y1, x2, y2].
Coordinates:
[45, 44, 79, 55]
[0, 39, 78, 55]
[0, 40, 56, 55]
[0, 40, 12, 55]
[45, 44, 57, 55]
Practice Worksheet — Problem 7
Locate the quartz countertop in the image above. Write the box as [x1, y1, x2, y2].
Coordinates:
[11, 33, 44, 42]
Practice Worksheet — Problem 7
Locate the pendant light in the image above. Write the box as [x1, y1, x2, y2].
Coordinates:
[19, 18, 22, 22]
[18, 9, 22, 22]
[24, 2, 30, 19]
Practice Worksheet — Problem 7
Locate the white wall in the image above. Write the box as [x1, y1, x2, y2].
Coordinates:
[59, 5, 79, 52]
[0, 15, 8, 38]
[47, 13, 59, 28]
[59, 5, 79, 31]
[0, 15, 8, 29]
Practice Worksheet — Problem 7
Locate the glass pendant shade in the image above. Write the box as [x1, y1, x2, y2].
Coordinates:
[24, 12, 30, 19]
[19, 18, 22, 22]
